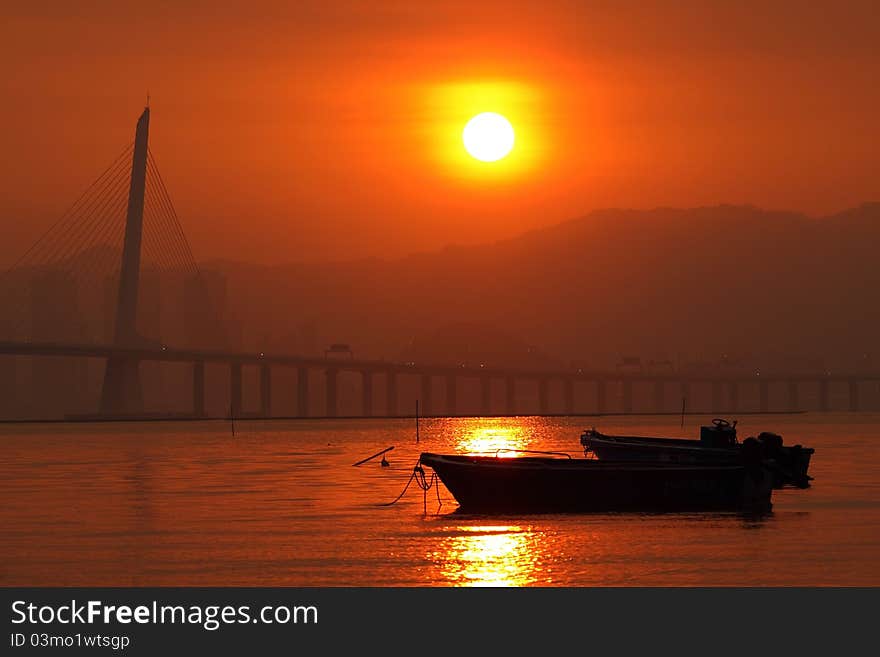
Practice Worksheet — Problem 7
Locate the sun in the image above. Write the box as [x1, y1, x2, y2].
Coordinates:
[462, 112, 515, 162]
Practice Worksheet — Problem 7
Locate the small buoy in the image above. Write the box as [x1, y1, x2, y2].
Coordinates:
[381, 455, 390, 467]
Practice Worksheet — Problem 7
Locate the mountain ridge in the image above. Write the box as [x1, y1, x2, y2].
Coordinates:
[194, 203, 879, 372]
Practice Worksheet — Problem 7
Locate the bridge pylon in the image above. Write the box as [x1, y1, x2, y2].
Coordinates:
[100, 107, 150, 414]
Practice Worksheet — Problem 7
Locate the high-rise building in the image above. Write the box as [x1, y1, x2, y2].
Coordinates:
[137, 268, 162, 344]
[30, 269, 88, 417]
[183, 271, 228, 349]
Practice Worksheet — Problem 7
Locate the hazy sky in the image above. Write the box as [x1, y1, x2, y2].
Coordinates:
[2, 1, 878, 264]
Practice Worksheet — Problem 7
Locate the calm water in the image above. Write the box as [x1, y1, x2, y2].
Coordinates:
[1, 413, 879, 586]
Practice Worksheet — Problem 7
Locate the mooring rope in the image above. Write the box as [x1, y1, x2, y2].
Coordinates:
[380, 461, 443, 513]
[379, 466, 418, 507]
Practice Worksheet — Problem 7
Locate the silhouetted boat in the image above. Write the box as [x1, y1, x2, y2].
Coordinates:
[419, 451, 773, 513]
[580, 419, 814, 488]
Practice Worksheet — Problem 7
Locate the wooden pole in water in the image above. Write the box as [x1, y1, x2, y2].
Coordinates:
[230, 403, 236, 437]
[352, 446, 395, 467]
[416, 399, 420, 444]
[680, 396, 686, 429]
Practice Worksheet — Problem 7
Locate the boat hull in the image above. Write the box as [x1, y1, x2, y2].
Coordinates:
[420, 453, 772, 514]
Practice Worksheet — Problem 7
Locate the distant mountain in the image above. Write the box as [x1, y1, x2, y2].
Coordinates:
[205, 203, 880, 372]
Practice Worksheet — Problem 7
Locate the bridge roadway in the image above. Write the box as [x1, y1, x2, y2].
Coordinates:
[1, 340, 877, 418]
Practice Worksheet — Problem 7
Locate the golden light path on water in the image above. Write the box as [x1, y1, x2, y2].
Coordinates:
[432, 525, 542, 587]
[435, 418, 546, 585]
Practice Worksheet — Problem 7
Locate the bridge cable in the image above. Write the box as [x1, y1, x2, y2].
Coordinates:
[0, 142, 133, 278]
[144, 160, 192, 273]
[46, 158, 132, 273]
[3, 181, 129, 342]
[142, 181, 180, 273]
[14, 145, 132, 273]
[146, 152, 199, 275]
[22, 153, 132, 277]
[0, 147, 134, 340]
[147, 149, 226, 339]
[29, 163, 131, 328]
[67, 181, 130, 291]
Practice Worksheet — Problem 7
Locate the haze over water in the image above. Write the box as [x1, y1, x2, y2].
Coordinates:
[2, 413, 878, 586]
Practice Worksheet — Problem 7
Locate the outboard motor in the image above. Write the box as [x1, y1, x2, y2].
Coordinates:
[740, 436, 764, 466]
[757, 431, 784, 459]
[700, 418, 738, 447]
[739, 436, 771, 505]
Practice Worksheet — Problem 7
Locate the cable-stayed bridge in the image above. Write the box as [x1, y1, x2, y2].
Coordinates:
[0, 109, 878, 421]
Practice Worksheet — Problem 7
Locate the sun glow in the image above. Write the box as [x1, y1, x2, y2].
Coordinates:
[463, 112, 515, 162]
[421, 80, 545, 181]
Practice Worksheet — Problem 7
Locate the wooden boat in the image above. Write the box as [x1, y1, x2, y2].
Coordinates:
[419, 451, 773, 513]
[580, 419, 814, 488]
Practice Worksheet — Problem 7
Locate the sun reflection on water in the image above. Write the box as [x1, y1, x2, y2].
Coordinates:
[432, 525, 544, 586]
[454, 419, 533, 456]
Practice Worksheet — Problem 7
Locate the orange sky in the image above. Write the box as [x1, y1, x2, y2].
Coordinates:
[2, 1, 878, 264]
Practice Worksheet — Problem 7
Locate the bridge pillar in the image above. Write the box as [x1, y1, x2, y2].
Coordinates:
[101, 358, 143, 416]
[230, 362, 242, 418]
[297, 367, 309, 418]
[563, 378, 574, 415]
[192, 360, 205, 418]
[788, 381, 799, 412]
[654, 380, 664, 413]
[505, 377, 516, 415]
[260, 363, 272, 418]
[622, 380, 633, 414]
[849, 379, 860, 412]
[759, 380, 769, 413]
[480, 376, 492, 416]
[361, 370, 373, 417]
[680, 382, 691, 411]
[538, 378, 549, 415]
[446, 375, 457, 416]
[729, 382, 739, 412]
[0, 358, 16, 418]
[819, 379, 830, 412]
[596, 380, 606, 414]
[386, 371, 398, 417]
[325, 367, 338, 417]
[420, 374, 433, 416]
[712, 381, 723, 413]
